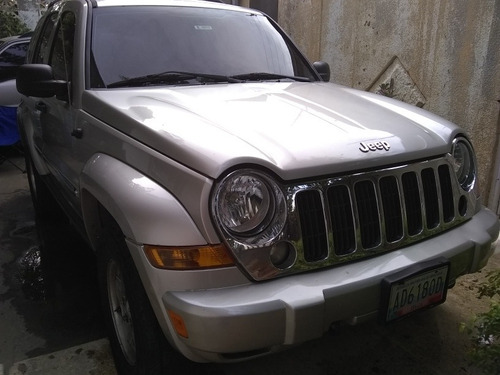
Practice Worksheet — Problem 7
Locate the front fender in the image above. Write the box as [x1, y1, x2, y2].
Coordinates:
[80, 153, 207, 249]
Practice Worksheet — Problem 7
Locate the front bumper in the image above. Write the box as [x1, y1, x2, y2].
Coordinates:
[163, 207, 499, 362]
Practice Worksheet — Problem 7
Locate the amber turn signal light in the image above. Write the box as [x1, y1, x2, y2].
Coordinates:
[168, 310, 188, 338]
[144, 244, 234, 270]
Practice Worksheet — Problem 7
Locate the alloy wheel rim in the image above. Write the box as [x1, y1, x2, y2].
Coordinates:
[107, 259, 137, 365]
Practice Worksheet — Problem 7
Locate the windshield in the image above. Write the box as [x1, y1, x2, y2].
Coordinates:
[90, 6, 318, 88]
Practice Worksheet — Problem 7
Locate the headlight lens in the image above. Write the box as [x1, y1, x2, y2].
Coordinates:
[213, 170, 286, 244]
[219, 173, 272, 234]
[451, 137, 476, 191]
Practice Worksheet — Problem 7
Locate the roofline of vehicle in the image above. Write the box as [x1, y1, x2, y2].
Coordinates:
[35, 0, 260, 14]
[98, 0, 258, 12]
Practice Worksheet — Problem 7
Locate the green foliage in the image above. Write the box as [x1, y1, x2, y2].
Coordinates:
[0, 10, 30, 38]
[0, 0, 30, 38]
[462, 269, 500, 375]
[377, 78, 395, 98]
[478, 269, 500, 299]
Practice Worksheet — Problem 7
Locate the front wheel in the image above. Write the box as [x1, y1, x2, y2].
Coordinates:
[106, 257, 137, 366]
[98, 223, 175, 375]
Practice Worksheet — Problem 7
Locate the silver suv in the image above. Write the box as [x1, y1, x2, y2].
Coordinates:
[16, 0, 499, 373]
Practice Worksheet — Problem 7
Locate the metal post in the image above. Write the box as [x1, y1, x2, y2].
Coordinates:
[487, 100, 500, 214]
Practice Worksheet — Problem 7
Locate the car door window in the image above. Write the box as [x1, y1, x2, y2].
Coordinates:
[33, 12, 58, 64]
[50, 12, 76, 82]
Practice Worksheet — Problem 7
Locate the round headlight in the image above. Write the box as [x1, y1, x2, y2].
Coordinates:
[452, 138, 476, 191]
[213, 170, 286, 241]
[219, 173, 273, 234]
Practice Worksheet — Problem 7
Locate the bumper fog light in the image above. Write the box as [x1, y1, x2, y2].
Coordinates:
[270, 241, 296, 269]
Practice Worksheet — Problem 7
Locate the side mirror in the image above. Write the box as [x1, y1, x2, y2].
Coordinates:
[313, 61, 330, 82]
[17, 64, 68, 101]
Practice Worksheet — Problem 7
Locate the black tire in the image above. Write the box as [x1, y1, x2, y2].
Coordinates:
[97, 219, 176, 375]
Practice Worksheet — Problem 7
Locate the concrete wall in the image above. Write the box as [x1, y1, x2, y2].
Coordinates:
[278, 0, 500, 209]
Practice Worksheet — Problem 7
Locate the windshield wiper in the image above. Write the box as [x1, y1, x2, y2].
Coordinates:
[107, 71, 241, 88]
[230, 72, 311, 82]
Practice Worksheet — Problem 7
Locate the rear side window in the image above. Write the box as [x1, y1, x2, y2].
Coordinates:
[0, 42, 28, 67]
[0, 42, 29, 82]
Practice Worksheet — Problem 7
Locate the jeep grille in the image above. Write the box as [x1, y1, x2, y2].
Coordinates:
[289, 157, 473, 267]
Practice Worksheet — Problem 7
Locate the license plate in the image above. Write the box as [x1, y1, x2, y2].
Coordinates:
[381, 258, 450, 323]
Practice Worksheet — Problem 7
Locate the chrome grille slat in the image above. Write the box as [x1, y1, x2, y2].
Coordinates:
[438, 165, 455, 222]
[296, 190, 328, 262]
[401, 171, 422, 236]
[327, 185, 355, 255]
[355, 180, 381, 249]
[379, 176, 403, 243]
[422, 168, 440, 229]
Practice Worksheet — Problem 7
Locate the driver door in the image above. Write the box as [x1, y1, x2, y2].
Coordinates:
[36, 11, 81, 213]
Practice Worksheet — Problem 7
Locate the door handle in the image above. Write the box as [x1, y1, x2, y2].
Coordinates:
[35, 102, 47, 113]
[71, 128, 83, 139]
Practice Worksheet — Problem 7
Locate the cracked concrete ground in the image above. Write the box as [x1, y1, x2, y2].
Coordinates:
[1, 153, 498, 375]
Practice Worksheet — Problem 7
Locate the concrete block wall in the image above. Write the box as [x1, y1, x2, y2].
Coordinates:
[278, 0, 500, 210]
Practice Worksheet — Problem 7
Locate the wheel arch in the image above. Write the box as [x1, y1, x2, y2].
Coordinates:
[79, 153, 207, 251]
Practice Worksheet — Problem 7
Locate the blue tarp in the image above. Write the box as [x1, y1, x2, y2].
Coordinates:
[0, 106, 19, 145]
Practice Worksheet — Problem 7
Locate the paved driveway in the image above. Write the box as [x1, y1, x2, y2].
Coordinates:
[1, 154, 498, 375]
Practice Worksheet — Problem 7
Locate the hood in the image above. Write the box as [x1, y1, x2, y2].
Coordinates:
[83, 82, 461, 180]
